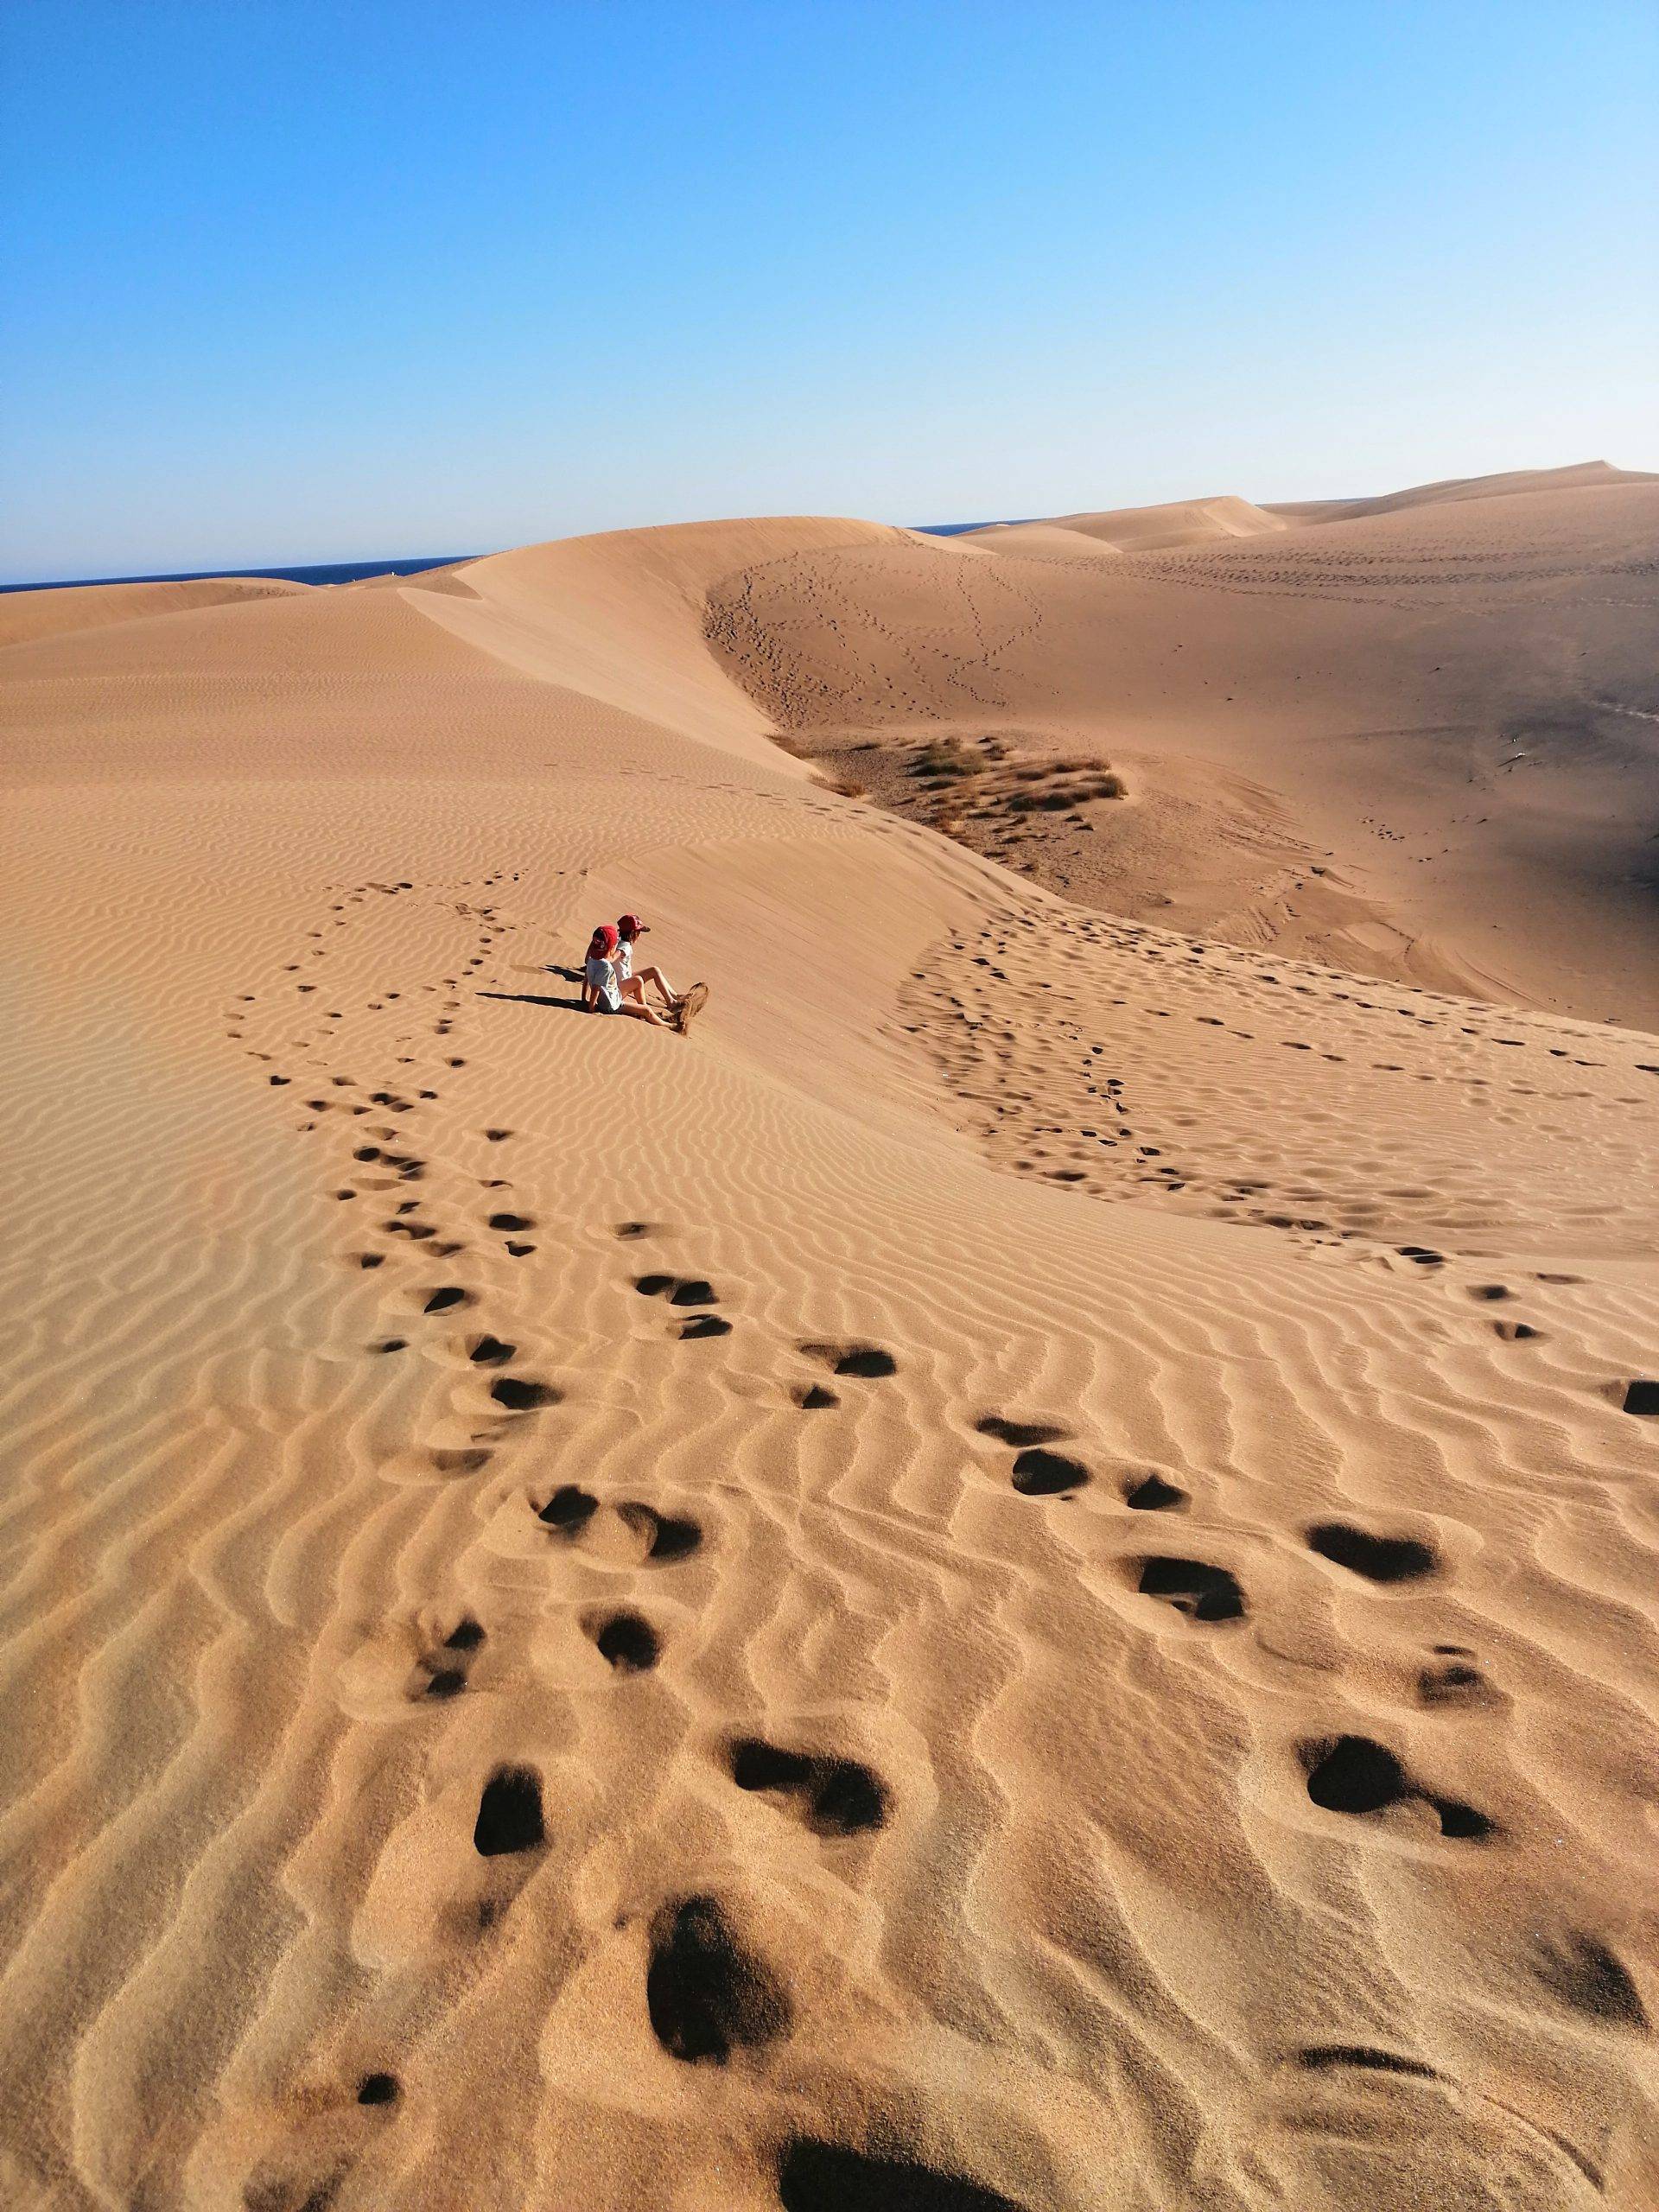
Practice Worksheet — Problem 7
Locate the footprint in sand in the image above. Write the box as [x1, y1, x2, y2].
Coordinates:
[635, 1271, 719, 1306]
[487, 1375, 562, 1413]
[337, 1614, 486, 1716]
[1416, 1646, 1497, 1708]
[1123, 1471, 1187, 1510]
[536, 1486, 704, 1565]
[1007, 1446, 1090, 1496]
[1529, 1930, 1649, 2030]
[636, 1273, 733, 1337]
[1300, 1734, 1494, 1839]
[976, 1414, 1069, 1446]
[582, 1608, 661, 1672]
[799, 1339, 898, 1378]
[1135, 1555, 1246, 1621]
[645, 1896, 791, 2064]
[776, 2142, 1029, 2212]
[426, 1447, 493, 1478]
[473, 1765, 544, 1856]
[1306, 1522, 1440, 1583]
[725, 1737, 890, 1834]
[485, 1210, 537, 1256]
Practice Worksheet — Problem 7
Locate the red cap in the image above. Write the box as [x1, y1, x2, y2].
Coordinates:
[592, 924, 619, 952]
[617, 912, 647, 938]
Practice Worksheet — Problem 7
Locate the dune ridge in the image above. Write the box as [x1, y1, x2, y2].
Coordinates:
[707, 467, 1659, 1026]
[1, 481, 1656, 2210]
[0, 575, 313, 652]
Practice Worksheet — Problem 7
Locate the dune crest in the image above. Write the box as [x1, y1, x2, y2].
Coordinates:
[0, 572, 312, 650]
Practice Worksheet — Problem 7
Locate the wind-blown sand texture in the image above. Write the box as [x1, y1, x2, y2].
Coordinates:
[2, 469, 1657, 2212]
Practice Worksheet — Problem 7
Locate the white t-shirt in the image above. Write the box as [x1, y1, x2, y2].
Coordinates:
[584, 953, 621, 1012]
[614, 938, 634, 982]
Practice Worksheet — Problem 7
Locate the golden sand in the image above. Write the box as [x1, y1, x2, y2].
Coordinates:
[2, 467, 1655, 2210]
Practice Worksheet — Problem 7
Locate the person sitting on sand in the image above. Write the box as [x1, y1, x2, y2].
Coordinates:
[613, 912, 683, 1013]
[582, 925, 676, 1028]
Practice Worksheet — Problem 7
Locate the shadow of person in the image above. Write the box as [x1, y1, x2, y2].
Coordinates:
[479, 989, 587, 1013]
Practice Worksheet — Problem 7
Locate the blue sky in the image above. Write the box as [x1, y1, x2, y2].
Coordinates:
[3, 1, 1655, 581]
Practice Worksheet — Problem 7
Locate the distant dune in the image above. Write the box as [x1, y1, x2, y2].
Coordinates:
[955, 519, 1128, 564]
[0, 572, 311, 649]
[1264, 455, 1656, 526]
[1048, 493, 1290, 550]
[2, 467, 1656, 2212]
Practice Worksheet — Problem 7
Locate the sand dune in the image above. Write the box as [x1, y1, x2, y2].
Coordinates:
[0, 574, 312, 651]
[1265, 457, 1656, 527]
[1046, 494, 1289, 551]
[956, 521, 1128, 566]
[710, 469, 1659, 1025]
[963, 495, 1289, 560]
[2, 482, 1657, 2211]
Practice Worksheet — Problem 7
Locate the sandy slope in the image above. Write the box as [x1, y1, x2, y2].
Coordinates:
[709, 472, 1659, 1026]
[1264, 457, 1655, 526]
[0, 575, 312, 650]
[1, 499, 1657, 2212]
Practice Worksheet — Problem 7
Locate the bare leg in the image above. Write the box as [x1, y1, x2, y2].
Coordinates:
[616, 997, 673, 1029]
[633, 962, 679, 1006]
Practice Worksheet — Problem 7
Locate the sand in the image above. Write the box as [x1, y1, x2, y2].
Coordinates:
[715, 465, 1659, 1027]
[1, 467, 1656, 2212]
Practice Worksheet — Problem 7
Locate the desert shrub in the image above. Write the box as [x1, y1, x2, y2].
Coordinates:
[911, 738, 982, 779]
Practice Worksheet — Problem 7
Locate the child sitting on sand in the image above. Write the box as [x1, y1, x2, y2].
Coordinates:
[582, 923, 707, 1033]
[613, 912, 683, 1013]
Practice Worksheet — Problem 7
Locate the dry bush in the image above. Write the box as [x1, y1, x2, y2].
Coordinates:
[911, 737, 982, 779]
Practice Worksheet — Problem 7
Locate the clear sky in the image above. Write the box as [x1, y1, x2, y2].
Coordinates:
[3, 0, 1655, 582]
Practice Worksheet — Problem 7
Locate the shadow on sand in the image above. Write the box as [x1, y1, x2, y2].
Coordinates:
[479, 988, 587, 1014]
